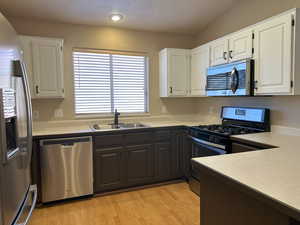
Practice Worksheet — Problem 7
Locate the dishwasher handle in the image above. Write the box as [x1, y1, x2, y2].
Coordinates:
[40, 137, 92, 147]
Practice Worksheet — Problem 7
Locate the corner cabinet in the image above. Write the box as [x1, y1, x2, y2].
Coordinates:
[159, 48, 190, 97]
[19, 36, 64, 99]
[159, 48, 209, 97]
[190, 44, 210, 96]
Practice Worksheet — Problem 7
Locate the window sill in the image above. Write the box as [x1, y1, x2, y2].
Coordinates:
[75, 112, 151, 119]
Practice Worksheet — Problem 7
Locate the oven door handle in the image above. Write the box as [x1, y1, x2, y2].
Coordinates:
[187, 135, 227, 154]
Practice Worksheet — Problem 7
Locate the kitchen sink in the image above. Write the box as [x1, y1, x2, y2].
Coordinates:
[91, 122, 149, 131]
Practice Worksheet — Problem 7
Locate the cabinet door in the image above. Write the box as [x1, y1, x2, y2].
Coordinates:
[125, 144, 154, 185]
[94, 147, 125, 192]
[32, 38, 64, 98]
[254, 13, 293, 95]
[210, 38, 229, 66]
[183, 134, 192, 179]
[155, 142, 172, 180]
[168, 49, 189, 96]
[190, 45, 209, 96]
[171, 130, 185, 178]
[19, 36, 35, 98]
[229, 29, 253, 62]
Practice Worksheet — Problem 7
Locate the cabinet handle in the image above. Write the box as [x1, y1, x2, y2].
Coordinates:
[223, 52, 227, 60]
[229, 50, 233, 59]
[35, 85, 39, 94]
[254, 81, 258, 90]
[170, 86, 173, 94]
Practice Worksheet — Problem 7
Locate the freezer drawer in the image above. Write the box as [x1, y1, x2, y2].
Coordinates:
[40, 137, 93, 203]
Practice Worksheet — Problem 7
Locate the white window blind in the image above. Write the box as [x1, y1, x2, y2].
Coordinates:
[73, 50, 148, 115]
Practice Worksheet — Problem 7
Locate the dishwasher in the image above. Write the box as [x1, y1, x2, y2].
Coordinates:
[40, 136, 93, 203]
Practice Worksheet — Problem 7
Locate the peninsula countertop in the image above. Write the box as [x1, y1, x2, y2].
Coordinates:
[192, 131, 300, 220]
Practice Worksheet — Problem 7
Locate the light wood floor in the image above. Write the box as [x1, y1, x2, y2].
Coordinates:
[29, 182, 200, 225]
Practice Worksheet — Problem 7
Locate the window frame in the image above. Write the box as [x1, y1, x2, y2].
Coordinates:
[72, 48, 150, 118]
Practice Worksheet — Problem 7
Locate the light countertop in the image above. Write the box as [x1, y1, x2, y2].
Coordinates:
[32, 119, 210, 137]
[192, 131, 300, 218]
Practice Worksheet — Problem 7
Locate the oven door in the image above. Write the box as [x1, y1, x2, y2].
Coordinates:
[206, 59, 253, 96]
[189, 136, 226, 157]
[188, 135, 226, 196]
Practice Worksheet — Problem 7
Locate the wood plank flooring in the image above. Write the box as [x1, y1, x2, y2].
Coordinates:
[29, 182, 200, 225]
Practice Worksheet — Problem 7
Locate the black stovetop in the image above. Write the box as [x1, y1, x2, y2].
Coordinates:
[191, 124, 264, 136]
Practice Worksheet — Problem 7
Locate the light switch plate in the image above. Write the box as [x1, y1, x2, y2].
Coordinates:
[54, 109, 64, 118]
[33, 110, 39, 120]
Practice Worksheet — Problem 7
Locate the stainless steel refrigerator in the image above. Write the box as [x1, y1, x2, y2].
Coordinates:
[0, 12, 37, 225]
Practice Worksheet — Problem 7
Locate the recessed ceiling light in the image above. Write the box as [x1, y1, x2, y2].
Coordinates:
[110, 14, 123, 22]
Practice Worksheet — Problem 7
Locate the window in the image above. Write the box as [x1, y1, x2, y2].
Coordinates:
[73, 50, 148, 115]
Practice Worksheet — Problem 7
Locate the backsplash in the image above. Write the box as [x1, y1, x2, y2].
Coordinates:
[195, 96, 300, 128]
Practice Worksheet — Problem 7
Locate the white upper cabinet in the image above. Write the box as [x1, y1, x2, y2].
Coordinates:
[228, 29, 253, 62]
[210, 38, 229, 66]
[159, 48, 190, 97]
[19, 36, 64, 99]
[190, 45, 210, 96]
[253, 13, 293, 95]
[210, 29, 253, 66]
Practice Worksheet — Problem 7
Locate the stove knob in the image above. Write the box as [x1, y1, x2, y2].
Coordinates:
[209, 136, 215, 142]
[214, 137, 220, 144]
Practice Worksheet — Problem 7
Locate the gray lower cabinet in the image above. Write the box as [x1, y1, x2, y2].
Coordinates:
[155, 142, 172, 180]
[94, 147, 125, 192]
[126, 144, 155, 185]
[93, 128, 187, 193]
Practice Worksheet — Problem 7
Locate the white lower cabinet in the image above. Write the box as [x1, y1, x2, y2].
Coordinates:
[19, 36, 64, 99]
[190, 45, 210, 96]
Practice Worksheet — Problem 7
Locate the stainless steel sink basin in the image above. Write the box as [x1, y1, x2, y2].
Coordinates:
[91, 122, 148, 131]
[118, 123, 148, 129]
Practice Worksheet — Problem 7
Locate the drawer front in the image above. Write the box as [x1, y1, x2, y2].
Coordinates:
[125, 132, 153, 145]
[155, 130, 171, 141]
[94, 134, 123, 148]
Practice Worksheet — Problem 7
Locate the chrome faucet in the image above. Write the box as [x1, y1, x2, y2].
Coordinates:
[114, 109, 120, 127]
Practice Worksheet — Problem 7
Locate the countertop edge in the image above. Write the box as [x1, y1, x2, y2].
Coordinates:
[32, 124, 187, 139]
[191, 159, 300, 221]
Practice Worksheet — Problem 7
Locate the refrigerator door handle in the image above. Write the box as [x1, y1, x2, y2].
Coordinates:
[0, 89, 8, 164]
[19, 61, 33, 156]
[13, 184, 38, 225]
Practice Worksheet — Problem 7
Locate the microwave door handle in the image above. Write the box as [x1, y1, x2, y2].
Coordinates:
[230, 68, 239, 94]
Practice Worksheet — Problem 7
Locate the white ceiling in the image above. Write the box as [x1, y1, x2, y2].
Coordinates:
[0, 0, 240, 34]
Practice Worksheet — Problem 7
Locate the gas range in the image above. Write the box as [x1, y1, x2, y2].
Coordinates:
[188, 106, 270, 197]
[188, 106, 270, 154]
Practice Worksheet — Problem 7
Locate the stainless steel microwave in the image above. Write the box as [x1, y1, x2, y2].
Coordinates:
[206, 59, 254, 96]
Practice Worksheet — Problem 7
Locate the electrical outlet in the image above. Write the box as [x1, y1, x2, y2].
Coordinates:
[208, 106, 214, 115]
[54, 109, 64, 118]
[33, 111, 39, 120]
[161, 105, 168, 114]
